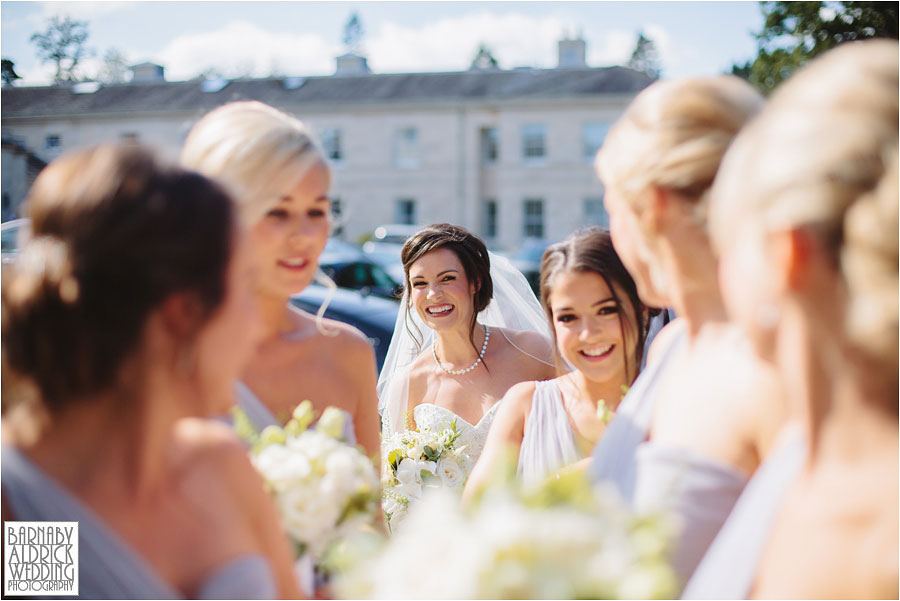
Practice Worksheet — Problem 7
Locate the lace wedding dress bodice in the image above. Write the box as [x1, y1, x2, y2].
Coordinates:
[412, 402, 501, 463]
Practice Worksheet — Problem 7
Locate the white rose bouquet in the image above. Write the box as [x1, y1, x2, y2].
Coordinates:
[381, 421, 473, 532]
[234, 401, 381, 561]
[336, 464, 679, 599]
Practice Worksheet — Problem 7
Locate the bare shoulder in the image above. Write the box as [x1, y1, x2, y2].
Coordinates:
[498, 327, 553, 357]
[171, 418, 256, 477]
[498, 380, 539, 418]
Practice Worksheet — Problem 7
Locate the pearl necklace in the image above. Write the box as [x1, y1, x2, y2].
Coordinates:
[433, 325, 491, 375]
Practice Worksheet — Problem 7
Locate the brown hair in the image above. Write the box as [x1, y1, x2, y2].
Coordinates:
[2, 144, 236, 413]
[400, 223, 493, 358]
[539, 227, 652, 381]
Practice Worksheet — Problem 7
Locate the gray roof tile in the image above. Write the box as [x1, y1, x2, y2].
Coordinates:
[1, 67, 652, 118]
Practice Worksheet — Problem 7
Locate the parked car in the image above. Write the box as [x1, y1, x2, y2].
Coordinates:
[1, 218, 29, 264]
[361, 224, 420, 282]
[511, 238, 553, 295]
[319, 238, 402, 299]
[290, 284, 399, 374]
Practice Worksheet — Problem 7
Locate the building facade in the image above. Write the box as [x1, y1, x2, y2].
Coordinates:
[1, 42, 652, 248]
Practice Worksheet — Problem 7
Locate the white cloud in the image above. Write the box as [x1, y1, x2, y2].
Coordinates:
[153, 20, 338, 81]
[39, 1, 134, 21]
[367, 11, 582, 72]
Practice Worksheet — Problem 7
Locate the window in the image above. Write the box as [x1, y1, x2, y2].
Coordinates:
[393, 127, 420, 169]
[523, 198, 544, 238]
[480, 127, 498, 164]
[483, 199, 498, 238]
[321, 128, 343, 162]
[582, 122, 609, 161]
[521, 124, 546, 161]
[395, 198, 416, 225]
[583, 197, 609, 228]
[45, 135, 61, 154]
[331, 197, 344, 238]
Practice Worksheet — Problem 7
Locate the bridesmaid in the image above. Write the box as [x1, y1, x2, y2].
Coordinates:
[590, 75, 786, 589]
[181, 101, 380, 458]
[684, 40, 898, 599]
[1, 145, 300, 598]
[464, 228, 652, 494]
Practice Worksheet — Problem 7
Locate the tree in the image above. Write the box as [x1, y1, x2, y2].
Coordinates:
[469, 44, 500, 70]
[30, 16, 92, 84]
[1, 59, 22, 87]
[735, 2, 898, 93]
[97, 48, 129, 83]
[343, 12, 364, 55]
[626, 31, 661, 79]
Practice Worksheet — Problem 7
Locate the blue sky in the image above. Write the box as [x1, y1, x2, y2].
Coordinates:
[2, 1, 765, 85]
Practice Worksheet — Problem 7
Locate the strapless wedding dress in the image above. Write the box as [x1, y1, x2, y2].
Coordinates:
[412, 402, 501, 464]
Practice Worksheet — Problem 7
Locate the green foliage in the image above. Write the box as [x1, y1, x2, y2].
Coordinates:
[30, 16, 92, 84]
[736, 2, 898, 93]
[470, 44, 500, 70]
[343, 12, 364, 54]
[626, 30, 661, 79]
[2, 59, 21, 86]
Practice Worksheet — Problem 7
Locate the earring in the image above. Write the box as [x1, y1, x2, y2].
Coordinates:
[754, 302, 780, 330]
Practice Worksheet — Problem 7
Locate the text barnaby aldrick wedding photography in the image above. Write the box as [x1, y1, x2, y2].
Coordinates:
[4, 521, 79, 596]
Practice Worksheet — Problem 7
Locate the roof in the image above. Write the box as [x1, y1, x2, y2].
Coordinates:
[1, 66, 653, 119]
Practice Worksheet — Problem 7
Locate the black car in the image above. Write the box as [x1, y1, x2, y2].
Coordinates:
[320, 238, 403, 299]
[290, 284, 399, 373]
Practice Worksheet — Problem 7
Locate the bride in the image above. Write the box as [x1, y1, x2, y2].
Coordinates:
[378, 223, 556, 460]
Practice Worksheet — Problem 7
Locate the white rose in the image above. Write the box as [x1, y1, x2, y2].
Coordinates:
[388, 505, 408, 532]
[382, 495, 404, 517]
[407, 435, 426, 459]
[396, 458, 422, 486]
[436, 457, 465, 488]
[417, 459, 437, 475]
[395, 480, 424, 502]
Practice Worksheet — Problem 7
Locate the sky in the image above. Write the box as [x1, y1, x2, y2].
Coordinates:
[1, 1, 765, 86]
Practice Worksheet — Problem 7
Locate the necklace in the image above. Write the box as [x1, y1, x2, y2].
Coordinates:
[433, 325, 490, 375]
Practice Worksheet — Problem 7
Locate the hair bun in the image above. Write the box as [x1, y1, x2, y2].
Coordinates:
[6, 236, 79, 309]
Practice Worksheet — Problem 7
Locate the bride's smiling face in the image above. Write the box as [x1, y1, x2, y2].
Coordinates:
[408, 248, 477, 332]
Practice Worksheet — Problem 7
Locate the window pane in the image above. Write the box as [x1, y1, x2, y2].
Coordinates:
[583, 197, 609, 228]
[483, 199, 497, 238]
[522, 124, 546, 160]
[394, 127, 419, 168]
[582, 122, 609, 160]
[395, 198, 416, 225]
[523, 198, 544, 238]
[322, 128, 343, 161]
[481, 127, 498, 163]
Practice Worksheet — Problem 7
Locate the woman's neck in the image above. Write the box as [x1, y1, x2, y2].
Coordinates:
[256, 290, 296, 339]
[433, 321, 485, 367]
[22, 364, 188, 501]
[564, 369, 629, 412]
[780, 307, 898, 470]
[656, 225, 728, 337]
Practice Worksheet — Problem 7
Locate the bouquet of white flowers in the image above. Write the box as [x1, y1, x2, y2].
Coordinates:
[381, 421, 474, 532]
[336, 464, 679, 599]
[235, 401, 381, 562]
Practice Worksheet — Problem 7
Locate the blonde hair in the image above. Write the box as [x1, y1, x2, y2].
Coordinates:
[711, 40, 898, 368]
[180, 101, 327, 223]
[596, 76, 764, 225]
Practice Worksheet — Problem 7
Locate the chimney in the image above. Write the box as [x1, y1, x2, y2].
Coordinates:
[130, 62, 165, 83]
[335, 53, 371, 76]
[557, 36, 587, 69]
